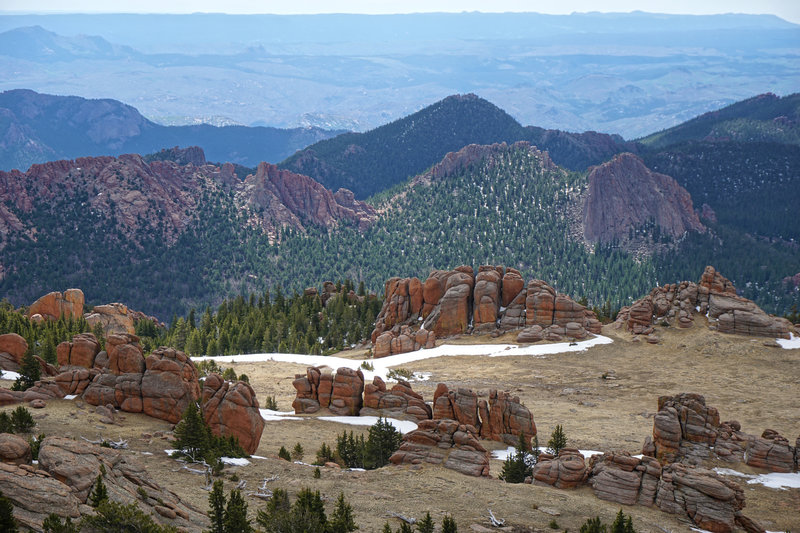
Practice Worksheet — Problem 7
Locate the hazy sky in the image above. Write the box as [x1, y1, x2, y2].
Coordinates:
[3, 0, 799, 23]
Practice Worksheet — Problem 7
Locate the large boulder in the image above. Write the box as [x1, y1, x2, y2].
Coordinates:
[744, 430, 796, 473]
[84, 302, 136, 336]
[329, 367, 364, 416]
[56, 333, 101, 369]
[0, 461, 81, 531]
[532, 449, 590, 489]
[389, 419, 489, 477]
[202, 373, 265, 455]
[140, 347, 201, 423]
[479, 389, 537, 446]
[106, 334, 145, 374]
[26, 289, 84, 321]
[292, 366, 364, 416]
[0, 333, 28, 372]
[434, 270, 474, 337]
[589, 452, 662, 506]
[472, 266, 502, 331]
[292, 366, 322, 414]
[651, 393, 720, 464]
[361, 376, 432, 421]
[0, 434, 32, 465]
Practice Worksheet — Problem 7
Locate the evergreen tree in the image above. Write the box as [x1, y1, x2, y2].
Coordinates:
[547, 425, 567, 455]
[12, 350, 40, 391]
[10, 406, 35, 433]
[0, 490, 17, 533]
[416, 512, 434, 533]
[328, 492, 358, 533]
[399, 523, 414, 533]
[381, 523, 394, 533]
[441, 514, 458, 533]
[88, 473, 109, 508]
[279, 446, 292, 461]
[42, 513, 78, 533]
[223, 489, 252, 533]
[173, 402, 210, 461]
[499, 432, 533, 483]
[81, 500, 178, 532]
[0, 412, 12, 433]
[363, 418, 402, 469]
[292, 443, 305, 461]
[206, 480, 226, 533]
[580, 517, 606, 533]
[256, 488, 291, 532]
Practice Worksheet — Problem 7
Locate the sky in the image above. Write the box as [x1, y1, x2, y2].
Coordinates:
[2, 0, 799, 23]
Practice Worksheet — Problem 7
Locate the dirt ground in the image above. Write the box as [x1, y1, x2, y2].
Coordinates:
[4, 321, 799, 532]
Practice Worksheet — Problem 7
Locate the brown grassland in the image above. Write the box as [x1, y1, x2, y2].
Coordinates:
[3, 322, 799, 532]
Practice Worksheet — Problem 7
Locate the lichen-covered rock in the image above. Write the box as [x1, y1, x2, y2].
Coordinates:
[473, 266, 502, 331]
[292, 366, 322, 414]
[0, 461, 81, 531]
[389, 419, 489, 477]
[202, 373, 265, 455]
[329, 367, 364, 416]
[652, 393, 720, 464]
[479, 389, 537, 446]
[106, 334, 145, 374]
[532, 449, 590, 489]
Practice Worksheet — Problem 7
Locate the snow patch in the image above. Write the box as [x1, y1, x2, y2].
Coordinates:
[64, 394, 78, 400]
[259, 409, 302, 421]
[1, 370, 20, 381]
[193, 335, 613, 382]
[319, 415, 417, 434]
[491, 446, 601, 461]
[714, 467, 800, 489]
[221, 457, 250, 466]
[777, 333, 800, 350]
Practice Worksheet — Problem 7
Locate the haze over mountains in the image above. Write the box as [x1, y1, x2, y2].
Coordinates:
[0, 12, 798, 136]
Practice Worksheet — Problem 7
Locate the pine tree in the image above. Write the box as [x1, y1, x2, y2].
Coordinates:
[206, 480, 226, 533]
[363, 418, 402, 469]
[416, 512, 434, 533]
[399, 523, 414, 533]
[611, 510, 626, 533]
[0, 490, 18, 532]
[328, 492, 358, 533]
[547, 425, 567, 455]
[441, 514, 458, 533]
[279, 446, 292, 461]
[499, 432, 533, 483]
[173, 402, 210, 461]
[42, 513, 78, 533]
[381, 522, 394, 533]
[88, 474, 108, 508]
[580, 516, 606, 533]
[292, 442, 305, 461]
[223, 489, 252, 533]
[256, 488, 291, 532]
[12, 350, 40, 391]
[291, 488, 327, 531]
[10, 406, 35, 433]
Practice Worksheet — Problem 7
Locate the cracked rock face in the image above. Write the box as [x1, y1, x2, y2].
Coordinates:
[389, 419, 490, 477]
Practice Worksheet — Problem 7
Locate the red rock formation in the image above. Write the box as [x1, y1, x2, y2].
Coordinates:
[26, 289, 84, 321]
[0, 333, 27, 369]
[56, 333, 101, 368]
[473, 266, 502, 331]
[389, 419, 489, 477]
[651, 393, 720, 464]
[361, 376, 432, 421]
[744, 430, 796, 473]
[582, 153, 704, 248]
[84, 303, 136, 336]
[0, 434, 32, 465]
[589, 452, 662, 506]
[292, 366, 365, 416]
[329, 367, 365, 416]
[532, 449, 590, 489]
[202, 373, 265, 455]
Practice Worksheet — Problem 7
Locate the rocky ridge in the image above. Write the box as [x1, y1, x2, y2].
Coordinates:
[370, 265, 601, 358]
[615, 266, 795, 338]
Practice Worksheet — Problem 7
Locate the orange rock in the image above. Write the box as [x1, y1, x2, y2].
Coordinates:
[27, 289, 84, 321]
[0, 333, 28, 364]
[202, 373, 265, 455]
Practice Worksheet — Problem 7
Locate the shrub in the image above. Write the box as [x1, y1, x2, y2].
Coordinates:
[42, 513, 78, 533]
[549, 519, 560, 529]
[264, 395, 279, 411]
[0, 490, 17, 532]
[580, 517, 606, 533]
[80, 500, 179, 532]
[416, 512, 434, 533]
[278, 446, 292, 461]
[28, 434, 45, 461]
[313, 467, 321, 479]
[0, 412, 13, 433]
[222, 367, 238, 381]
[387, 368, 413, 381]
[547, 425, 567, 456]
[88, 474, 108, 508]
[292, 442, 304, 461]
[441, 514, 458, 533]
[360, 360, 374, 371]
[315, 442, 335, 465]
[10, 406, 35, 433]
[238, 373, 249, 383]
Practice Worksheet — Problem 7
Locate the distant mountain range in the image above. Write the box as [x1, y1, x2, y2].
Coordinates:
[0, 13, 797, 136]
[0, 89, 342, 171]
[0, 91, 797, 319]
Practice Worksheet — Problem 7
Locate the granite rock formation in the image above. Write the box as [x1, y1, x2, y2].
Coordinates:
[292, 366, 365, 416]
[26, 289, 84, 321]
[389, 419, 490, 477]
[532, 449, 591, 489]
[370, 266, 601, 357]
[56, 333, 102, 369]
[84, 303, 136, 336]
[202, 373, 265, 455]
[615, 266, 794, 338]
[361, 376, 432, 421]
[0, 332, 28, 371]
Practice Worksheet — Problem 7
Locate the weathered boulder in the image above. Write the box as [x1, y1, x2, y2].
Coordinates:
[140, 347, 201, 423]
[473, 266, 502, 331]
[501, 268, 525, 307]
[56, 333, 101, 369]
[479, 389, 537, 446]
[655, 463, 745, 533]
[744, 430, 796, 473]
[0, 461, 81, 531]
[0, 333, 27, 368]
[329, 367, 365, 416]
[434, 270, 474, 337]
[0, 434, 32, 465]
[389, 419, 489, 477]
[84, 302, 136, 336]
[361, 376, 432, 421]
[106, 334, 145, 374]
[202, 373, 265, 455]
[651, 393, 720, 464]
[26, 289, 84, 321]
[292, 366, 322, 414]
[532, 449, 590, 489]
[589, 452, 662, 506]
[516, 325, 543, 343]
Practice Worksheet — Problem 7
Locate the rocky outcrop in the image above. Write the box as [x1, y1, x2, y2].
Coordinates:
[615, 266, 794, 338]
[647, 393, 798, 473]
[56, 333, 101, 368]
[361, 376, 432, 421]
[0, 332, 27, 370]
[26, 289, 84, 321]
[202, 373, 265, 455]
[588, 452, 662, 506]
[433, 383, 536, 446]
[655, 463, 745, 533]
[84, 303, 136, 336]
[0, 436, 208, 531]
[389, 419, 490, 477]
[370, 266, 600, 357]
[292, 366, 365, 416]
[582, 153, 704, 249]
[0, 434, 32, 465]
[533, 449, 591, 489]
[237, 162, 377, 240]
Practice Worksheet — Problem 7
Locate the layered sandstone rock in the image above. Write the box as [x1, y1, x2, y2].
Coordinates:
[361, 376, 432, 421]
[532, 449, 590, 489]
[202, 373, 265, 455]
[744, 430, 796, 473]
[0, 434, 32, 465]
[26, 289, 84, 321]
[588, 452, 662, 506]
[615, 266, 794, 338]
[371, 266, 600, 357]
[84, 303, 136, 336]
[389, 419, 489, 477]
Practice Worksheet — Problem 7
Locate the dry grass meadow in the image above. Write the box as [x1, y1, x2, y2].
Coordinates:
[4, 321, 799, 532]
